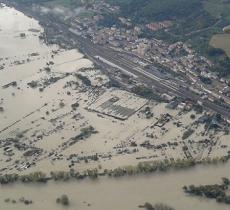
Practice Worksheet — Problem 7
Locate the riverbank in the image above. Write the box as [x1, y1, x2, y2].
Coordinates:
[1, 162, 230, 210]
[1, 2, 230, 210]
[1, 156, 228, 185]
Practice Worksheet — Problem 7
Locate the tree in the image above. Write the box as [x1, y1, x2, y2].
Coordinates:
[56, 194, 69, 206]
[222, 177, 230, 186]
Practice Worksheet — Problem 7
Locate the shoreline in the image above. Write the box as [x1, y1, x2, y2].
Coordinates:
[0, 156, 229, 185]
[1, 161, 230, 210]
[0, 3, 230, 210]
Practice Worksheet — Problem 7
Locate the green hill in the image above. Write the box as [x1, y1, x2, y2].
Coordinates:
[106, 0, 230, 77]
[107, 0, 201, 22]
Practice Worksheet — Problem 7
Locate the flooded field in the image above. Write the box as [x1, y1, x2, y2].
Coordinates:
[0, 4, 230, 210]
[0, 5, 92, 128]
[210, 34, 230, 57]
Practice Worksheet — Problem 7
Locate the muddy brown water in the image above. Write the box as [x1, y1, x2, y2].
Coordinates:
[0, 163, 230, 210]
[0, 4, 230, 210]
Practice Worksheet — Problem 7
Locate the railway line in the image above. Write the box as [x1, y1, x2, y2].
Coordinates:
[71, 33, 230, 118]
[6, 3, 228, 119]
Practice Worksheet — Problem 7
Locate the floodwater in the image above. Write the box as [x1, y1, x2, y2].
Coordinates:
[0, 5, 49, 57]
[0, 4, 92, 130]
[0, 4, 230, 210]
[0, 163, 230, 210]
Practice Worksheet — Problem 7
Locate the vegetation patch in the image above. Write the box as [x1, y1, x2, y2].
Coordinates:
[183, 177, 230, 205]
[56, 194, 70, 206]
[0, 157, 228, 185]
[139, 202, 175, 210]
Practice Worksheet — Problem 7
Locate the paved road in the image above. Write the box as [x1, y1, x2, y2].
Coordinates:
[70, 33, 230, 118]
[5, 1, 229, 119]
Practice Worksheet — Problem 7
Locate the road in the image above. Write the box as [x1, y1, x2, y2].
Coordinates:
[4, 1, 230, 119]
[67, 32, 230, 118]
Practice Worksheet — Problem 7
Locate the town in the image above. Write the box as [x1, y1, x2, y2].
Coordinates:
[0, 0, 229, 177]
[0, 1, 230, 210]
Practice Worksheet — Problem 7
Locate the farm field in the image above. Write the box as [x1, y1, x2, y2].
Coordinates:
[210, 34, 230, 57]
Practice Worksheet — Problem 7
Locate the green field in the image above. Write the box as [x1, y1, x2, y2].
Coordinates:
[204, 0, 230, 20]
[105, 0, 230, 76]
[210, 34, 230, 57]
[14, 0, 230, 76]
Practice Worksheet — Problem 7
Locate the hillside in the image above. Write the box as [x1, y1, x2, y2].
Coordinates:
[106, 0, 230, 77]
[10, 0, 230, 77]
[107, 0, 202, 22]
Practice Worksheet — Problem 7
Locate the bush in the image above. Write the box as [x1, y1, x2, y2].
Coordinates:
[182, 129, 194, 140]
[139, 202, 175, 210]
[56, 194, 69, 206]
[183, 179, 230, 205]
[76, 74, 91, 86]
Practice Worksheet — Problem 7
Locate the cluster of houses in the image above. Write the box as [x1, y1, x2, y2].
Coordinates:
[146, 20, 173, 31]
[67, 0, 230, 104]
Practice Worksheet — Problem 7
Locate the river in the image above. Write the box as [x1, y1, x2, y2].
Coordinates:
[0, 163, 230, 210]
[0, 3, 230, 210]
